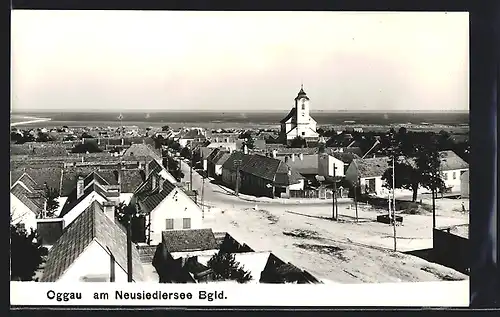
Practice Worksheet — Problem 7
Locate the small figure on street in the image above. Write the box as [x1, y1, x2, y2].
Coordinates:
[461, 202, 466, 212]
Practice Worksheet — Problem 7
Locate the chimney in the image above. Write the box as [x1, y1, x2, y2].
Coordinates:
[292, 153, 295, 162]
[299, 153, 304, 161]
[159, 177, 165, 193]
[243, 144, 248, 154]
[121, 138, 124, 146]
[152, 174, 157, 190]
[145, 161, 150, 176]
[272, 150, 277, 158]
[102, 201, 116, 222]
[76, 176, 84, 199]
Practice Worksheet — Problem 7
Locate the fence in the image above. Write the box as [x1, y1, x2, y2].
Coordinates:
[289, 188, 350, 199]
[433, 226, 469, 274]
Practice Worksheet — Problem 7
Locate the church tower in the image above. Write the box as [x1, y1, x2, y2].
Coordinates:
[295, 84, 310, 125]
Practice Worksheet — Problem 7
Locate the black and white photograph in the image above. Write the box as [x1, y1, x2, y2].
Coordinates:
[10, 10, 473, 306]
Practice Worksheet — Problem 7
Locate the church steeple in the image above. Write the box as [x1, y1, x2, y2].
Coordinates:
[295, 84, 309, 101]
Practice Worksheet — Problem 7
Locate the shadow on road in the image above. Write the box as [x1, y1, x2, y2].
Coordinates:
[404, 248, 469, 275]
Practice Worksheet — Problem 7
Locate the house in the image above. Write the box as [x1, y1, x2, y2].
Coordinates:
[318, 149, 360, 180]
[199, 147, 217, 171]
[122, 143, 162, 162]
[207, 149, 230, 179]
[152, 229, 220, 283]
[344, 157, 390, 197]
[279, 153, 318, 176]
[177, 130, 207, 148]
[207, 142, 238, 152]
[10, 175, 45, 231]
[460, 170, 469, 198]
[208, 132, 241, 143]
[40, 201, 145, 282]
[239, 154, 304, 198]
[279, 85, 319, 144]
[59, 171, 120, 228]
[132, 173, 204, 245]
[221, 151, 254, 190]
[439, 150, 469, 193]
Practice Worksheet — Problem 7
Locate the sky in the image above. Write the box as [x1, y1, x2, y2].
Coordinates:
[11, 11, 469, 112]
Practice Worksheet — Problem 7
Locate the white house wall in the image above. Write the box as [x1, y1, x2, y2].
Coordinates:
[170, 249, 219, 260]
[10, 194, 37, 231]
[441, 168, 468, 193]
[215, 164, 224, 176]
[62, 193, 108, 229]
[58, 240, 129, 282]
[149, 188, 203, 245]
[288, 179, 305, 191]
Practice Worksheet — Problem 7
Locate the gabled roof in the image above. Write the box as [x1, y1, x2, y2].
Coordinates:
[11, 167, 64, 195]
[351, 157, 390, 178]
[59, 172, 110, 218]
[213, 152, 231, 166]
[12, 173, 38, 192]
[439, 150, 469, 171]
[200, 147, 217, 160]
[207, 148, 222, 163]
[162, 229, 218, 253]
[325, 147, 363, 158]
[123, 144, 161, 161]
[10, 183, 43, 216]
[240, 155, 281, 181]
[222, 151, 253, 172]
[327, 152, 361, 165]
[134, 175, 177, 213]
[280, 108, 296, 124]
[41, 201, 145, 282]
[274, 162, 304, 186]
[279, 154, 318, 175]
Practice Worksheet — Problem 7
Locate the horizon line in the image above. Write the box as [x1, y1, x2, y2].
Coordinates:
[12, 109, 470, 114]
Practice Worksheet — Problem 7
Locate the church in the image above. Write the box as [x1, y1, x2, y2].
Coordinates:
[279, 85, 319, 145]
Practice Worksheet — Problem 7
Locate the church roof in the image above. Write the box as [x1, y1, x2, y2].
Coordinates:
[295, 86, 310, 100]
[280, 107, 296, 123]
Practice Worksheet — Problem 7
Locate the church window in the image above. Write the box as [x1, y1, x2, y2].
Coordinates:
[301, 104, 305, 110]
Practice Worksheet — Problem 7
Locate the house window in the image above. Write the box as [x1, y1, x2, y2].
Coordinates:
[302, 132, 305, 136]
[182, 218, 191, 229]
[443, 172, 448, 181]
[165, 218, 174, 230]
[453, 172, 456, 180]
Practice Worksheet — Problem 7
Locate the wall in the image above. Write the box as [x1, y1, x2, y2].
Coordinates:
[63, 192, 108, 229]
[441, 168, 468, 193]
[149, 188, 203, 245]
[433, 228, 469, 274]
[10, 194, 37, 231]
[288, 179, 305, 191]
[59, 240, 129, 282]
[170, 249, 219, 260]
[215, 164, 224, 176]
[460, 171, 469, 198]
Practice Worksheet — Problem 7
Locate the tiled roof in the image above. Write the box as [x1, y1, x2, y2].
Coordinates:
[161, 229, 218, 253]
[352, 157, 390, 178]
[123, 144, 161, 161]
[328, 152, 361, 164]
[439, 150, 469, 171]
[274, 148, 319, 155]
[279, 154, 318, 175]
[222, 151, 253, 172]
[200, 147, 217, 160]
[179, 130, 203, 140]
[274, 162, 304, 186]
[41, 201, 145, 282]
[207, 148, 222, 163]
[14, 173, 38, 192]
[240, 155, 281, 181]
[214, 152, 231, 166]
[59, 177, 109, 218]
[135, 175, 177, 213]
[11, 167, 64, 195]
[10, 143, 68, 156]
[10, 183, 42, 216]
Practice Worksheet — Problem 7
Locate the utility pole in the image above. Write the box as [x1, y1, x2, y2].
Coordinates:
[201, 172, 205, 219]
[354, 176, 359, 222]
[392, 155, 397, 252]
[333, 163, 337, 221]
[126, 209, 133, 282]
[189, 148, 193, 192]
[234, 159, 242, 197]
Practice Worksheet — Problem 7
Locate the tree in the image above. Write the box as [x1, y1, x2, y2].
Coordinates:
[71, 142, 102, 153]
[290, 136, 306, 148]
[37, 132, 54, 142]
[207, 250, 252, 283]
[81, 132, 94, 139]
[10, 222, 47, 281]
[163, 156, 184, 182]
[180, 147, 192, 159]
[153, 135, 164, 150]
[44, 187, 60, 217]
[162, 125, 170, 132]
[115, 202, 146, 243]
[242, 135, 255, 150]
[382, 129, 444, 202]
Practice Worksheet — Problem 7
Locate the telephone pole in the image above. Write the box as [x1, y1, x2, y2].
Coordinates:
[392, 155, 397, 252]
[201, 172, 205, 219]
[234, 159, 242, 197]
[189, 148, 193, 192]
[332, 163, 337, 221]
[126, 210, 133, 282]
[354, 176, 359, 222]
